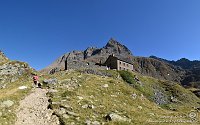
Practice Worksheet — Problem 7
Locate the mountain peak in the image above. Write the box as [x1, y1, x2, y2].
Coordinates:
[106, 38, 121, 47]
[104, 38, 133, 56]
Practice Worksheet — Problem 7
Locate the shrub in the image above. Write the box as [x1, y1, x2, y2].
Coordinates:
[118, 71, 136, 85]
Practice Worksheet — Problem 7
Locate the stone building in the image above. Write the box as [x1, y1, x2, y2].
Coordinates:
[104, 55, 134, 71]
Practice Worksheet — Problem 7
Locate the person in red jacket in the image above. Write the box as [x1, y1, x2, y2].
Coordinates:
[33, 74, 40, 88]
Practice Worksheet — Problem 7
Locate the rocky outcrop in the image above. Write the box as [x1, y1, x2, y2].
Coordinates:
[84, 47, 100, 59]
[0, 52, 33, 89]
[0, 61, 31, 88]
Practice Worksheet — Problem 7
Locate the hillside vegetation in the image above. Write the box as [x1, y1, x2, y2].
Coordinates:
[0, 60, 34, 125]
[44, 70, 200, 125]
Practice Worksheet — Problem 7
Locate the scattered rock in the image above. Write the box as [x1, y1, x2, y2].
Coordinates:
[89, 95, 95, 98]
[0, 83, 7, 89]
[48, 89, 58, 93]
[49, 67, 61, 74]
[85, 120, 91, 125]
[77, 96, 84, 100]
[137, 106, 143, 110]
[131, 93, 137, 99]
[148, 113, 155, 116]
[105, 113, 131, 122]
[88, 105, 95, 109]
[66, 111, 79, 117]
[102, 84, 109, 88]
[76, 117, 80, 121]
[140, 94, 145, 100]
[1, 100, 14, 108]
[70, 122, 75, 125]
[43, 78, 58, 85]
[110, 95, 117, 97]
[169, 107, 177, 111]
[85, 120, 100, 125]
[82, 104, 89, 109]
[18, 86, 28, 90]
[60, 104, 73, 110]
[170, 96, 178, 103]
[82, 104, 95, 109]
[57, 108, 66, 115]
[63, 114, 69, 119]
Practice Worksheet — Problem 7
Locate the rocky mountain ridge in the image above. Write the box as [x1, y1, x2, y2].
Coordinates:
[42, 38, 133, 73]
[42, 38, 187, 85]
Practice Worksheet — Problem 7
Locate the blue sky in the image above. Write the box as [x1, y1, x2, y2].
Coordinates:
[0, 0, 200, 70]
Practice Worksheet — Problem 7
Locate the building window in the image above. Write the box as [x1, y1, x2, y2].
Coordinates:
[127, 64, 129, 67]
[119, 61, 122, 65]
[124, 68, 125, 70]
[119, 67, 122, 70]
[123, 63, 125, 66]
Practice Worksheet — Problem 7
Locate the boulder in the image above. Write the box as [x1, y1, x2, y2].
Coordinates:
[102, 84, 109, 88]
[1, 100, 14, 108]
[105, 113, 131, 122]
[66, 111, 79, 117]
[18, 86, 28, 90]
[82, 104, 95, 109]
[131, 93, 137, 99]
[85, 120, 91, 125]
[62, 114, 69, 119]
[43, 78, 58, 85]
[170, 96, 178, 103]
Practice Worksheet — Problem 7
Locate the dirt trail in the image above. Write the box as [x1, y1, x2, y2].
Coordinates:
[15, 88, 59, 125]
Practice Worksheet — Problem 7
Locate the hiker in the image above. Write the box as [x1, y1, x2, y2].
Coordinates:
[32, 74, 41, 88]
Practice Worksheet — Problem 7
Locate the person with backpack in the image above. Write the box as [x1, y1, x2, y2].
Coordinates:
[32, 73, 41, 88]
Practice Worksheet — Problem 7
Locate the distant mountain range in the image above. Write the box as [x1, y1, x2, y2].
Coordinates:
[150, 56, 200, 88]
[42, 38, 200, 89]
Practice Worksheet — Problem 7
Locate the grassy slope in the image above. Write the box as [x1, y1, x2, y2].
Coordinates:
[0, 61, 33, 125]
[47, 70, 200, 125]
[1, 68, 199, 125]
